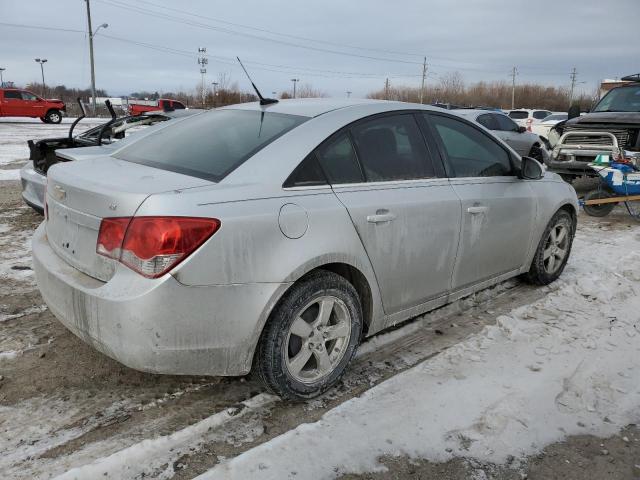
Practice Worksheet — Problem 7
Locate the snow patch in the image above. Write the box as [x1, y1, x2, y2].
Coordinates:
[197, 225, 640, 480]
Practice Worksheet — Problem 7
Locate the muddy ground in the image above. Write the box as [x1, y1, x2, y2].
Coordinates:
[1, 171, 639, 479]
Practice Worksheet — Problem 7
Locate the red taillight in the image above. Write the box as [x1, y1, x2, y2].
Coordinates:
[97, 216, 220, 278]
[526, 118, 533, 132]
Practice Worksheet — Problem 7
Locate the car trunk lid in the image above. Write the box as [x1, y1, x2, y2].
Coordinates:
[45, 156, 213, 281]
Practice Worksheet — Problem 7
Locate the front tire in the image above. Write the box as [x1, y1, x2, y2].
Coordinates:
[45, 109, 62, 124]
[525, 209, 574, 285]
[255, 270, 363, 401]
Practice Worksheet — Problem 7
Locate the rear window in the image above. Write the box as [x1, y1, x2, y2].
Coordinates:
[114, 109, 307, 181]
[508, 111, 529, 119]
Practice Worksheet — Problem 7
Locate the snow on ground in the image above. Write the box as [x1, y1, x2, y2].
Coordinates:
[197, 223, 640, 480]
[0, 117, 104, 167]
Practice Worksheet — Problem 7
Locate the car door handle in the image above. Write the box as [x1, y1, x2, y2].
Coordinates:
[467, 206, 488, 214]
[367, 210, 397, 223]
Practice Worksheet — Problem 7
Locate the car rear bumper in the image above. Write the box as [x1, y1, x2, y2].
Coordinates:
[20, 163, 45, 213]
[32, 222, 288, 376]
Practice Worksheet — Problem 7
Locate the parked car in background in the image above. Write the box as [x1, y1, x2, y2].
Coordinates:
[20, 100, 202, 213]
[547, 74, 640, 182]
[128, 98, 186, 116]
[33, 98, 578, 401]
[507, 109, 553, 130]
[530, 113, 568, 140]
[0, 88, 66, 123]
[453, 109, 548, 161]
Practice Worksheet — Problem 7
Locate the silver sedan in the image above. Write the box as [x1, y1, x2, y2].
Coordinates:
[33, 99, 578, 400]
[453, 109, 549, 162]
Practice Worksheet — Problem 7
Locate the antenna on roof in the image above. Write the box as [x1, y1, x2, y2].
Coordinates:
[236, 57, 278, 106]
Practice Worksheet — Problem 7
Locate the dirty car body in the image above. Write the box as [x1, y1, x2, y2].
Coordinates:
[20, 103, 202, 213]
[33, 99, 578, 398]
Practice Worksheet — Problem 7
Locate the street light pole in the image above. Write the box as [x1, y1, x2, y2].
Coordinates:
[35, 58, 47, 97]
[291, 78, 299, 98]
[346, 91, 352, 98]
[85, 0, 98, 115]
[0, 68, 5, 87]
[211, 81, 218, 108]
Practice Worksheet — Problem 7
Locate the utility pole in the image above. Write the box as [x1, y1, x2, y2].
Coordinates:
[85, 0, 98, 115]
[346, 91, 352, 98]
[291, 78, 299, 98]
[211, 81, 218, 108]
[419, 56, 427, 104]
[569, 67, 578, 106]
[510, 66, 518, 109]
[35, 58, 47, 97]
[384, 78, 390, 100]
[198, 47, 207, 107]
[0, 68, 5, 87]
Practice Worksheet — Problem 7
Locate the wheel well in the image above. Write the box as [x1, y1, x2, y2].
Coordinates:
[308, 263, 373, 337]
[559, 203, 578, 230]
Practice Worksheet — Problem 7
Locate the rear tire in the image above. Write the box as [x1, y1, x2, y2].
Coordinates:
[583, 190, 616, 217]
[45, 109, 62, 124]
[525, 209, 574, 285]
[255, 270, 362, 401]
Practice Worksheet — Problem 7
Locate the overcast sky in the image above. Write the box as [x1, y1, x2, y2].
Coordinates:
[1, 0, 638, 98]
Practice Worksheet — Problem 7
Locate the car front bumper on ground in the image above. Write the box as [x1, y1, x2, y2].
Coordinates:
[32, 222, 288, 376]
[20, 162, 46, 213]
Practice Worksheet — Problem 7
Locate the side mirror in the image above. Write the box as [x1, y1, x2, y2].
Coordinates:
[517, 126, 526, 133]
[519, 156, 544, 180]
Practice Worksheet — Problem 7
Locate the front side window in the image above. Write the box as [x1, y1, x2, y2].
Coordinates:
[115, 109, 306, 181]
[476, 114, 499, 130]
[172, 101, 186, 110]
[350, 114, 434, 181]
[21, 91, 38, 101]
[533, 110, 551, 119]
[316, 133, 363, 184]
[4, 90, 21, 100]
[494, 114, 519, 132]
[427, 114, 513, 178]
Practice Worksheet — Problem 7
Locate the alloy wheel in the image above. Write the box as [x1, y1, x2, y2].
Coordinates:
[543, 223, 569, 274]
[284, 295, 352, 384]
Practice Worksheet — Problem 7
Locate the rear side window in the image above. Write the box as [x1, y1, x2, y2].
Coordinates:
[350, 114, 434, 181]
[316, 133, 363, 184]
[284, 153, 327, 187]
[427, 114, 513, 177]
[508, 111, 529, 119]
[114, 109, 306, 181]
[4, 90, 21, 100]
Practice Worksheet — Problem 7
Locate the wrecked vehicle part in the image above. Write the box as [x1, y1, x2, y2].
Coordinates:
[547, 78, 640, 181]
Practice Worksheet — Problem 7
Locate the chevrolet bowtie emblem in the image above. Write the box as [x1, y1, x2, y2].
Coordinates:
[53, 185, 66, 201]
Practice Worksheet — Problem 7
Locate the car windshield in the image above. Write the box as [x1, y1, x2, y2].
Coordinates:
[508, 111, 529, 119]
[114, 109, 307, 181]
[593, 85, 640, 112]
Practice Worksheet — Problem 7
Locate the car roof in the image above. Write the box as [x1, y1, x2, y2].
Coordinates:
[220, 98, 433, 118]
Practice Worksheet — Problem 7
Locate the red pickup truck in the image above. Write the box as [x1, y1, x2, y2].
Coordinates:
[128, 98, 186, 116]
[0, 88, 66, 123]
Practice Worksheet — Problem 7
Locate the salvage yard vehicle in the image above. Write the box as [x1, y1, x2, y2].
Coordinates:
[453, 109, 548, 162]
[0, 87, 66, 123]
[20, 99, 202, 213]
[33, 98, 578, 400]
[128, 98, 186, 116]
[530, 113, 568, 140]
[547, 74, 640, 182]
[507, 109, 553, 129]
